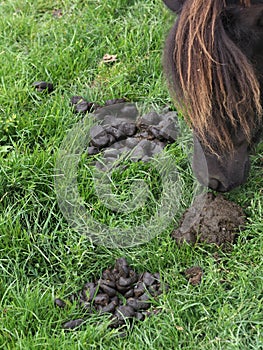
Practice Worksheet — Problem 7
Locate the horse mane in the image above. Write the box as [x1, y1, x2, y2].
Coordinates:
[164, 0, 262, 155]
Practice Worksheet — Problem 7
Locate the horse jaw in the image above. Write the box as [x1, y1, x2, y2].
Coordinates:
[192, 134, 250, 192]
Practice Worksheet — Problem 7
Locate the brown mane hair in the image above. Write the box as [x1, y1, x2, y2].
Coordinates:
[165, 0, 262, 154]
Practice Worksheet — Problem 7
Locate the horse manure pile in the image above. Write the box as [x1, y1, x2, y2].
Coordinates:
[184, 266, 203, 286]
[32, 81, 54, 93]
[70, 96, 178, 166]
[55, 258, 167, 331]
[32, 83, 178, 164]
[172, 193, 245, 247]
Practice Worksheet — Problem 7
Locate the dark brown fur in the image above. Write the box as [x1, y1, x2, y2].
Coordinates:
[164, 0, 262, 155]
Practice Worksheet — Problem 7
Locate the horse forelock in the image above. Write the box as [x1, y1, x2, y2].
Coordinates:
[167, 0, 262, 155]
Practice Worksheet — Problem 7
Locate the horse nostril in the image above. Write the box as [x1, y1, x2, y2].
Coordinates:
[208, 178, 220, 190]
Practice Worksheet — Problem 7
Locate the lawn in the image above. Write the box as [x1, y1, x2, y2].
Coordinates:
[0, 0, 262, 349]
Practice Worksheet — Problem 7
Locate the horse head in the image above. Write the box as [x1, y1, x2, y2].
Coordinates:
[163, 0, 263, 191]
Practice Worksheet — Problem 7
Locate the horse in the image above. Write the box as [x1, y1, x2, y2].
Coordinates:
[163, 0, 263, 191]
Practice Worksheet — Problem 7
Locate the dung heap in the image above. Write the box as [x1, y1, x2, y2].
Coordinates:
[55, 257, 168, 330]
[172, 193, 245, 246]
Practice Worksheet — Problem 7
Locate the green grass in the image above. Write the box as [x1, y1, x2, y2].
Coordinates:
[0, 0, 262, 349]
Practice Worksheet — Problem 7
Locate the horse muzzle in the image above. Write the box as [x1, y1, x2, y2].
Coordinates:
[192, 135, 251, 192]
